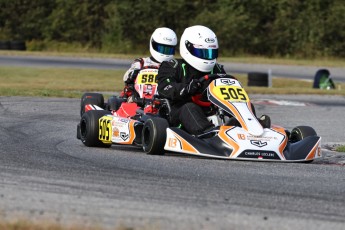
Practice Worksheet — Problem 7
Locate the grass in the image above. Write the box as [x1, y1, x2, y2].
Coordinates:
[0, 67, 123, 98]
[336, 145, 345, 152]
[1, 66, 344, 98]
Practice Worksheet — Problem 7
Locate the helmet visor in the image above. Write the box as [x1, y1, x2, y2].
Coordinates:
[152, 40, 175, 55]
[186, 40, 218, 60]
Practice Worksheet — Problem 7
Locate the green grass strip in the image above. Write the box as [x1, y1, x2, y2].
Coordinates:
[1, 66, 345, 98]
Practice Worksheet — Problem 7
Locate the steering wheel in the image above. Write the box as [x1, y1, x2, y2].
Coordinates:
[191, 74, 235, 107]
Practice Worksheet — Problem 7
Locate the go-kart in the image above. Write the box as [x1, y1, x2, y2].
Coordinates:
[77, 68, 169, 148]
[142, 74, 322, 162]
[79, 67, 160, 117]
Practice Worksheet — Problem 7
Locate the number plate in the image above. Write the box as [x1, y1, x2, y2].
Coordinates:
[99, 116, 112, 143]
[212, 85, 249, 102]
[136, 70, 158, 85]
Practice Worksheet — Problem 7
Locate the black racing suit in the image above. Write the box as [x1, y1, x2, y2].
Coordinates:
[157, 58, 226, 135]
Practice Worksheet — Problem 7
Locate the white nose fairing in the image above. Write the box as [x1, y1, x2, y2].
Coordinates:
[207, 78, 264, 136]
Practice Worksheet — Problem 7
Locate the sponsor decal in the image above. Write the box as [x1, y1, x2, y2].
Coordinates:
[220, 79, 235, 85]
[164, 85, 173, 91]
[168, 138, 178, 148]
[193, 44, 204, 48]
[205, 38, 215, 43]
[246, 135, 277, 141]
[118, 118, 129, 123]
[250, 140, 268, 147]
[237, 134, 246, 140]
[112, 120, 126, 128]
[120, 132, 129, 141]
[239, 150, 280, 159]
[113, 127, 119, 137]
[164, 37, 172, 42]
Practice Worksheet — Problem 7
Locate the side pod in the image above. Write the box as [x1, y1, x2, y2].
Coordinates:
[283, 136, 322, 160]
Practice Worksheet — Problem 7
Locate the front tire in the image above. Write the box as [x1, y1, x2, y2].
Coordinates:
[80, 110, 111, 147]
[142, 117, 169, 155]
[289, 126, 317, 143]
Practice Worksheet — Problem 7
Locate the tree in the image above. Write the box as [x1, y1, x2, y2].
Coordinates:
[0, 0, 54, 40]
[44, 0, 110, 47]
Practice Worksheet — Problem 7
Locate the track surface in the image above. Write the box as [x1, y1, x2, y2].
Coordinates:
[0, 96, 344, 229]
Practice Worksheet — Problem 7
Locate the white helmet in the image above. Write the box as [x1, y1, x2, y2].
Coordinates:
[149, 27, 177, 63]
[180, 25, 218, 72]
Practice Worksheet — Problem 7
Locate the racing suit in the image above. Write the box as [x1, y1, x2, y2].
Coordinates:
[121, 56, 160, 98]
[157, 58, 227, 135]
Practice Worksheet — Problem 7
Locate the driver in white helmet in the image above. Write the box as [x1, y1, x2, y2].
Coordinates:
[157, 25, 230, 135]
[157, 25, 271, 135]
[120, 27, 177, 99]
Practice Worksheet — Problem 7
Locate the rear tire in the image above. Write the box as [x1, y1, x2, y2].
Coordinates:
[289, 126, 317, 143]
[80, 110, 111, 147]
[142, 117, 169, 155]
[80, 93, 104, 116]
[106, 96, 126, 111]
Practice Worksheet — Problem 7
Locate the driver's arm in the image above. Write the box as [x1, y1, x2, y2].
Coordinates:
[214, 63, 237, 80]
[157, 60, 186, 101]
[123, 58, 143, 84]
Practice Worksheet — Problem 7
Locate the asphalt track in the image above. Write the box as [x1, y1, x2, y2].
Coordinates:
[0, 95, 344, 230]
[1, 55, 345, 82]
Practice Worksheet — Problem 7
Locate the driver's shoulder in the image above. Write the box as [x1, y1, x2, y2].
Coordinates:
[214, 63, 225, 73]
[162, 58, 184, 69]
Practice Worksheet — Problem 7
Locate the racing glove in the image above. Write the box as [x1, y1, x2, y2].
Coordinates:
[180, 79, 201, 96]
[126, 69, 140, 84]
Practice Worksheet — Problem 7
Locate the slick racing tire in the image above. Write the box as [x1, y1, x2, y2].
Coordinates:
[106, 96, 126, 111]
[142, 117, 169, 155]
[80, 110, 112, 148]
[80, 93, 105, 116]
[289, 126, 317, 143]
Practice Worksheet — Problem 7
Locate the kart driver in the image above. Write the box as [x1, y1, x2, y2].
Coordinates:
[156, 25, 227, 135]
[157, 25, 270, 135]
[120, 27, 177, 101]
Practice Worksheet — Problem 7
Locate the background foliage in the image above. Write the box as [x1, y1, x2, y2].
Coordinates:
[0, 0, 344, 58]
